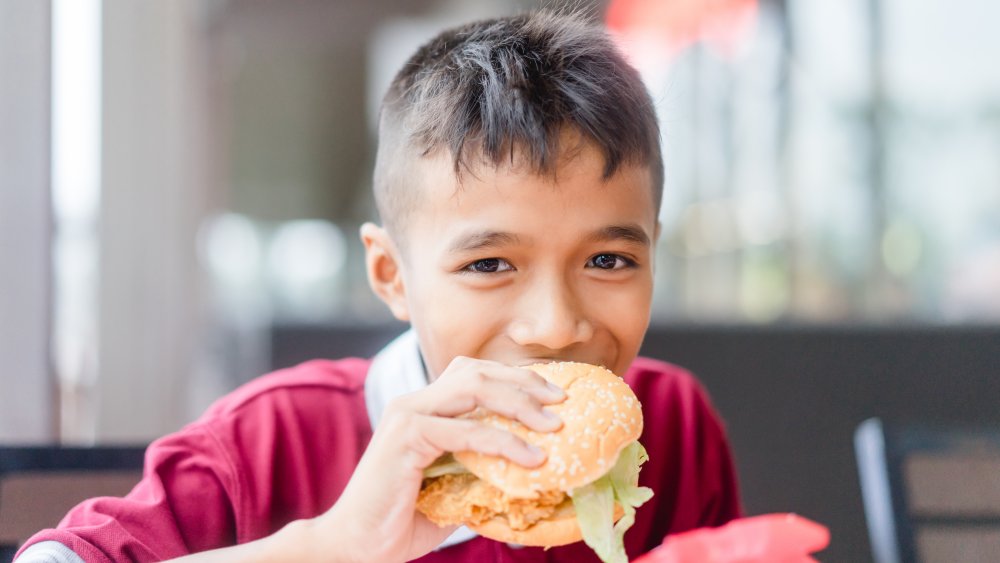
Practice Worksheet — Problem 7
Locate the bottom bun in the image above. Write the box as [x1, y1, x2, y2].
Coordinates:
[468, 499, 624, 547]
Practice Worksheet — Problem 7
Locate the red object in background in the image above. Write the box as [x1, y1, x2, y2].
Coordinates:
[606, 0, 758, 60]
[632, 513, 830, 563]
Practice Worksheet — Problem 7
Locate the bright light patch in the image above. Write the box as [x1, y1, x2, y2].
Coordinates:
[51, 0, 102, 443]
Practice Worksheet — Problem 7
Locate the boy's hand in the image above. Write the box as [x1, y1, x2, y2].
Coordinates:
[312, 357, 566, 563]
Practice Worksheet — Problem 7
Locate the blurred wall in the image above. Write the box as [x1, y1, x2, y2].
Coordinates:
[646, 325, 1000, 562]
[92, 0, 216, 441]
[0, 1, 53, 442]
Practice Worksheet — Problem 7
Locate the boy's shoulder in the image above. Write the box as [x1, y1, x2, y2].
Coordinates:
[625, 356, 703, 392]
[201, 357, 373, 420]
[624, 356, 722, 414]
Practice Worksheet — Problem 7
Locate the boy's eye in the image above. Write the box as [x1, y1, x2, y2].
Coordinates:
[463, 258, 514, 274]
[587, 254, 634, 270]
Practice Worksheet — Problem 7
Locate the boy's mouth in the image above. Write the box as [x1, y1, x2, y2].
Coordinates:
[517, 358, 562, 365]
[514, 356, 606, 368]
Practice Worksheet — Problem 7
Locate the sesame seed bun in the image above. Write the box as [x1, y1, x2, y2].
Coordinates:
[454, 361, 643, 498]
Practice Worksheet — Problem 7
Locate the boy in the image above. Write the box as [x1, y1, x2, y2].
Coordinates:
[16, 11, 740, 563]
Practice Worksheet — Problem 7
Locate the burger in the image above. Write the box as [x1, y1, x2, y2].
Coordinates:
[416, 362, 653, 563]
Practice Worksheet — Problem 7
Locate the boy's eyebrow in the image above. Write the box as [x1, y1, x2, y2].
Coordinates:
[447, 230, 523, 253]
[587, 224, 651, 246]
[447, 225, 650, 254]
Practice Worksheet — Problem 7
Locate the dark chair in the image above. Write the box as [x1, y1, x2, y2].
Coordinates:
[0, 445, 146, 561]
[855, 418, 1000, 563]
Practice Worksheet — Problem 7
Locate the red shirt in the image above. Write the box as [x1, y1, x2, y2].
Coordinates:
[18, 356, 741, 562]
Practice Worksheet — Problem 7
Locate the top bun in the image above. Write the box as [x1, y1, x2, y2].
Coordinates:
[454, 362, 643, 498]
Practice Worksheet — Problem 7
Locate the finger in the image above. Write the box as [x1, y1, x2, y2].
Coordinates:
[440, 357, 566, 404]
[432, 374, 563, 432]
[413, 415, 547, 468]
[482, 363, 567, 404]
[399, 360, 564, 431]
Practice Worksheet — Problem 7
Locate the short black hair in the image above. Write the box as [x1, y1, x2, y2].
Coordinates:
[374, 10, 663, 235]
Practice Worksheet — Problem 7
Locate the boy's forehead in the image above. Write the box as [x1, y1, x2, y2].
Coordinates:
[408, 139, 656, 207]
[400, 142, 658, 238]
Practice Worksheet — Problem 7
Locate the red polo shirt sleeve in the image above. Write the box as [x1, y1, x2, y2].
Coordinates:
[15, 358, 373, 563]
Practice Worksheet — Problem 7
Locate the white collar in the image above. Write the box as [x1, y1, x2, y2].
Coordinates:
[364, 329, 428, 431]
[364, 329, 480, 550]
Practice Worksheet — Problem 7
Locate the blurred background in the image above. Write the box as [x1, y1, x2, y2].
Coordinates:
[2, 0, 1000, 560]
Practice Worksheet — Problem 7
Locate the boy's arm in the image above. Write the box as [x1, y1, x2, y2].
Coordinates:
[164, 519, 317, 563]
[19, 358, 563, 563]
[13, 422, 241, 563]
[14, 523, 317, 563]
[167, 357, 564, 563]
[163, 357, 564, 563]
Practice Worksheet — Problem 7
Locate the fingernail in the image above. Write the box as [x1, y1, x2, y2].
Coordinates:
[546, 382, 565, 398]
[541, 409, 562, 428]
[527, 443, 545, 460]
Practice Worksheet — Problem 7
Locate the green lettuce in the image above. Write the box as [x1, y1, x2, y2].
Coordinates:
[570, 441, 654, 563]
[422, 453, 469, 479]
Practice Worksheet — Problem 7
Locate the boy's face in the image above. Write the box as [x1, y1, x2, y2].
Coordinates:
[363, 140, 659, 379]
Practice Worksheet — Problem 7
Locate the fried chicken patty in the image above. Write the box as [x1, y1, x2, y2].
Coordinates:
[416, 473, 568, 530]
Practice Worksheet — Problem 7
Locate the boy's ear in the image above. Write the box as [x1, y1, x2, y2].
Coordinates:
[360, 222, 410, 322]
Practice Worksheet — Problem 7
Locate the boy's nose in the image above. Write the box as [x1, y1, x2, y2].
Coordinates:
[507, 281, 594, 350]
